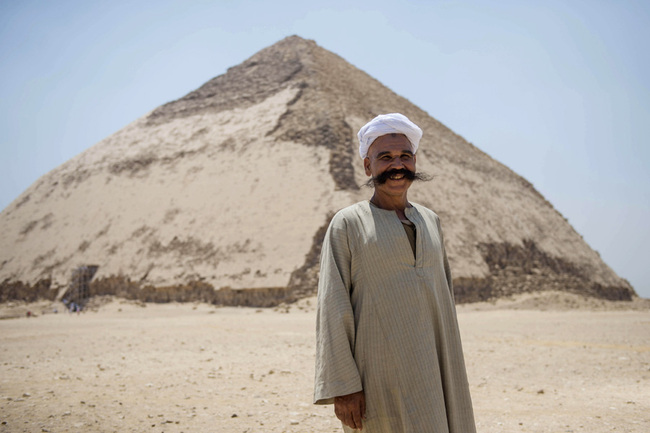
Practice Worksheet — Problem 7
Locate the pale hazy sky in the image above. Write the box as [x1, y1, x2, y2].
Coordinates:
[1, 0, 648, 298]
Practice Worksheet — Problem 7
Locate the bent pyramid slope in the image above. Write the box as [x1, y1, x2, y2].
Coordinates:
[0, 36, 635, 303]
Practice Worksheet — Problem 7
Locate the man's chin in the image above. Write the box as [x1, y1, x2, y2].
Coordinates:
[378, 180, 412, 192]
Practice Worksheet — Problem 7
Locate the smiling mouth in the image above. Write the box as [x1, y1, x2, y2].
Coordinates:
[367, 168, 420, 186]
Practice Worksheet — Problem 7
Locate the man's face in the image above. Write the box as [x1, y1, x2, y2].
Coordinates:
[364, 134, 416, 198]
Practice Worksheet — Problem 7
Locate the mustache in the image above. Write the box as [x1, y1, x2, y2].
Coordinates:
[364, 168, 432, 187]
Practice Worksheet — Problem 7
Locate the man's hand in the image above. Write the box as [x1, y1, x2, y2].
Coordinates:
[334, 390, 366, 430]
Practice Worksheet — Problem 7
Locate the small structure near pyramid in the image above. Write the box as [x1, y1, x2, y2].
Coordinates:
[61, 265, 99, 311]
[0, 36, 636, 305]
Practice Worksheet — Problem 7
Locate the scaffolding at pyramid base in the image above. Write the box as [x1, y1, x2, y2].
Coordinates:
[62, 265, 99, 312]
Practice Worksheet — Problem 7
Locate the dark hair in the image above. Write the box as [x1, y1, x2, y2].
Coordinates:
[364, 168, 432, 187]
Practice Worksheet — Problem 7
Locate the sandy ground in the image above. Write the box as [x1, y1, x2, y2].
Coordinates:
[1, 294, 649, 433]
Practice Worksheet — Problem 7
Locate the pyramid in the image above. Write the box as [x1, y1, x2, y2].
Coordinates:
[0, 36, 635, 304]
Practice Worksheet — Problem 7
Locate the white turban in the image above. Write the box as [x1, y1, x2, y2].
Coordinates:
[357, 113, 423, 158]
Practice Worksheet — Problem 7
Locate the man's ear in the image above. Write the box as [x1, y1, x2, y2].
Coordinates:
[364, 157, 372, 176]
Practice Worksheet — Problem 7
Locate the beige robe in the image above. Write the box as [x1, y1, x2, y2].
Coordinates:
[314, 201, 476, 433]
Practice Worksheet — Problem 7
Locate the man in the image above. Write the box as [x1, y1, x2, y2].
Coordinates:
[314, 113, 476, 432]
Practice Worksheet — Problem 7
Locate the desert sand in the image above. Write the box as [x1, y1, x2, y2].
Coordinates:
[1, 293, 649, 433]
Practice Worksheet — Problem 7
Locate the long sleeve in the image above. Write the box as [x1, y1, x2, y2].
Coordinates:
[313, 214, 362, 405]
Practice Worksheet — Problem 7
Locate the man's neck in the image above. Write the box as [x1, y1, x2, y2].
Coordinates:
[370, 193, 411, 220]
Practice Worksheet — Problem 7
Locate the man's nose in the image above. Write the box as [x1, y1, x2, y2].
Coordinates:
[389, 157, 405, 169]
